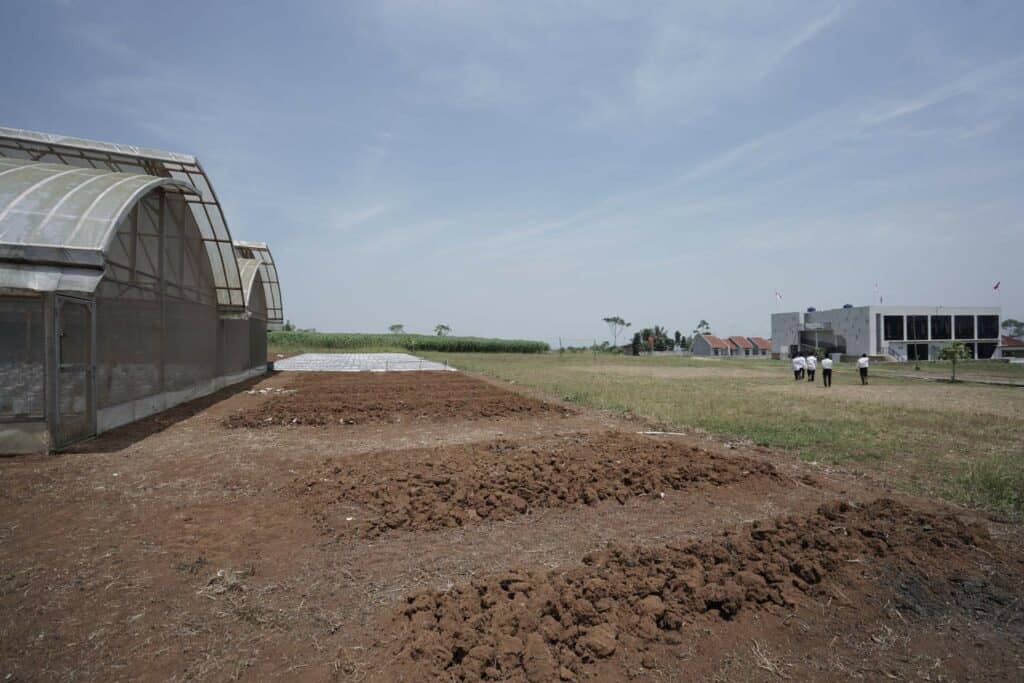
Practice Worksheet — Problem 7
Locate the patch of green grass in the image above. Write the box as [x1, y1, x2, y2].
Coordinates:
[426, 352, 1024, 520]
[945, 456, 1024, 519]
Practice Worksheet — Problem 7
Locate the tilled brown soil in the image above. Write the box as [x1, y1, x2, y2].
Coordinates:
[2, 368, 1023, 681]
[223, 371, 569, 427]
[298, 431, 780, 538]
[384, 498, 1020, 681]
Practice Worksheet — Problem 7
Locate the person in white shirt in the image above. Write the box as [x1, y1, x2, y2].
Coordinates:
[806, 354, 817, 382]
[792, 354, 805, 381]
[821, 356, 833, 387]
[857, 353, 869, 385]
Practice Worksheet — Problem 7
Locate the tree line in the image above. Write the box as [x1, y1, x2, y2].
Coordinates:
[602, 316, 718, 356]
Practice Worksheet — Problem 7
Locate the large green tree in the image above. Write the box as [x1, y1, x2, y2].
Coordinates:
[388, 324, 405, 334]
[637, 325, 672, 352]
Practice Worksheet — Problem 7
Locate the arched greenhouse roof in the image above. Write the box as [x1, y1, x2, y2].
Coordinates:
[233, 240, 283, 326]
[0, 127, 247, 310]
[238, 257, 261, 307]
[0, 158, 197, 268]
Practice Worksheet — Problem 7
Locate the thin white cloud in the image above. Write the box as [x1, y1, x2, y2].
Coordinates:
[864, 55, 1024, 125]
[624, 3, 850, 123]
[779, 4, 845, 59]
[332, 204, 394, 233]
[354, 219, 450, 254]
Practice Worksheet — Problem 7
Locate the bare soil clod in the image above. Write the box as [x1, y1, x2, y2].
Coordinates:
[387, 498, 1004, 681]
[299, 431, 780, 538]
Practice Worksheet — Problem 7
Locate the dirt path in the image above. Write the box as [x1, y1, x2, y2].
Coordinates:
[2, 370, 1022, 681]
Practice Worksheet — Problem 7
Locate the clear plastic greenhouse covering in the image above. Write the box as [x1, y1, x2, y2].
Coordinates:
[0, 158, 198, 273]
[233, 240, 283, 326]
[237, 257, 262, 307]
[0, 127, 246, 311]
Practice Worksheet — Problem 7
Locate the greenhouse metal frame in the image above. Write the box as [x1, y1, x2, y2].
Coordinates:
[233, 240, 283, 329]
[0, 128, 281, 453]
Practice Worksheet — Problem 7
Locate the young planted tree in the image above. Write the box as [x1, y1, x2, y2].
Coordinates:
[388, 324, 405, 334]
[938, 341, 971, 382]
[603, 316, 631, 347]
[434, 324, 451, 337]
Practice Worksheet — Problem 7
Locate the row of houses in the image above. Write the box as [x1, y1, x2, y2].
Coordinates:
[692, 334, 772, 357]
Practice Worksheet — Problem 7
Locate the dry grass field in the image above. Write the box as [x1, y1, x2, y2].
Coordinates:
[427, 353, 1024, 521]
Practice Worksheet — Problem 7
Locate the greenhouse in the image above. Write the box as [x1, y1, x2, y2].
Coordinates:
[0, 127, 281, 453]
[234, 240, 284, 329]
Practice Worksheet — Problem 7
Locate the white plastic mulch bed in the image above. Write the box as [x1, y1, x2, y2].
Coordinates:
[271, 352, 454, 372]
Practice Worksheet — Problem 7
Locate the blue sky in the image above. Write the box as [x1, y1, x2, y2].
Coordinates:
[1, 1, 1022, 344]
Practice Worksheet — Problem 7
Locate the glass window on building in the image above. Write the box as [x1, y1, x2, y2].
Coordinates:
[907, 315, 929, 340]
[883, 315, 904, 341]
[977, 342, 997, 359]
[977, 315, 999, 339]
[907, 343, 930, 361]
[961, 342, 976, 359]
[955, 315, 974, 340]
[930, 315, 951, 340]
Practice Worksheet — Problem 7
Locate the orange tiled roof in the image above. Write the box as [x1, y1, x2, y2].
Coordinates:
[700, 334, 730, 350]
[727, 336, 754, 349]
[748, 336, 772, 350]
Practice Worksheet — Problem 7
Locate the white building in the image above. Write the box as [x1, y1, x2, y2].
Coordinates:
[771, 305, 1001, 360]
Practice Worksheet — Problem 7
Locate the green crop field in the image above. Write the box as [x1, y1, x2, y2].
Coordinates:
[423, 352, 1024, 520]
[268, 330, 549, 354]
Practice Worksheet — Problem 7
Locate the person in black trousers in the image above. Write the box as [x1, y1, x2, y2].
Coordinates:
[821, 356, 833, 387]
[858, 353, 869, 385]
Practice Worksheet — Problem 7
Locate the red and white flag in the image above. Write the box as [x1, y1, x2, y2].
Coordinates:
[994, 281, 1001, 291]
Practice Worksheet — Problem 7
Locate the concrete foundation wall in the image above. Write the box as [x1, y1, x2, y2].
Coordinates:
[97, 365, 266, 433]
[0, 421, 48, 455]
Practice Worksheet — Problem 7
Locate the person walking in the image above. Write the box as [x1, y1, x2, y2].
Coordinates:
[821, 356, 833, 387]
[858, 353, 869, 385]
[806, 354, 817, 382]
[792, 353, 805, 381]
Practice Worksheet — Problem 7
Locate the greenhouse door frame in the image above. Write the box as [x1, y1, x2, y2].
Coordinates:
[51, 294, 97, 449]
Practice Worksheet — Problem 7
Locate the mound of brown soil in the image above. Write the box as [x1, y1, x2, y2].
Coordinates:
[387, 499, 994, 681]
[300, 432, 779, 538]
[223, 371, 566, 428]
